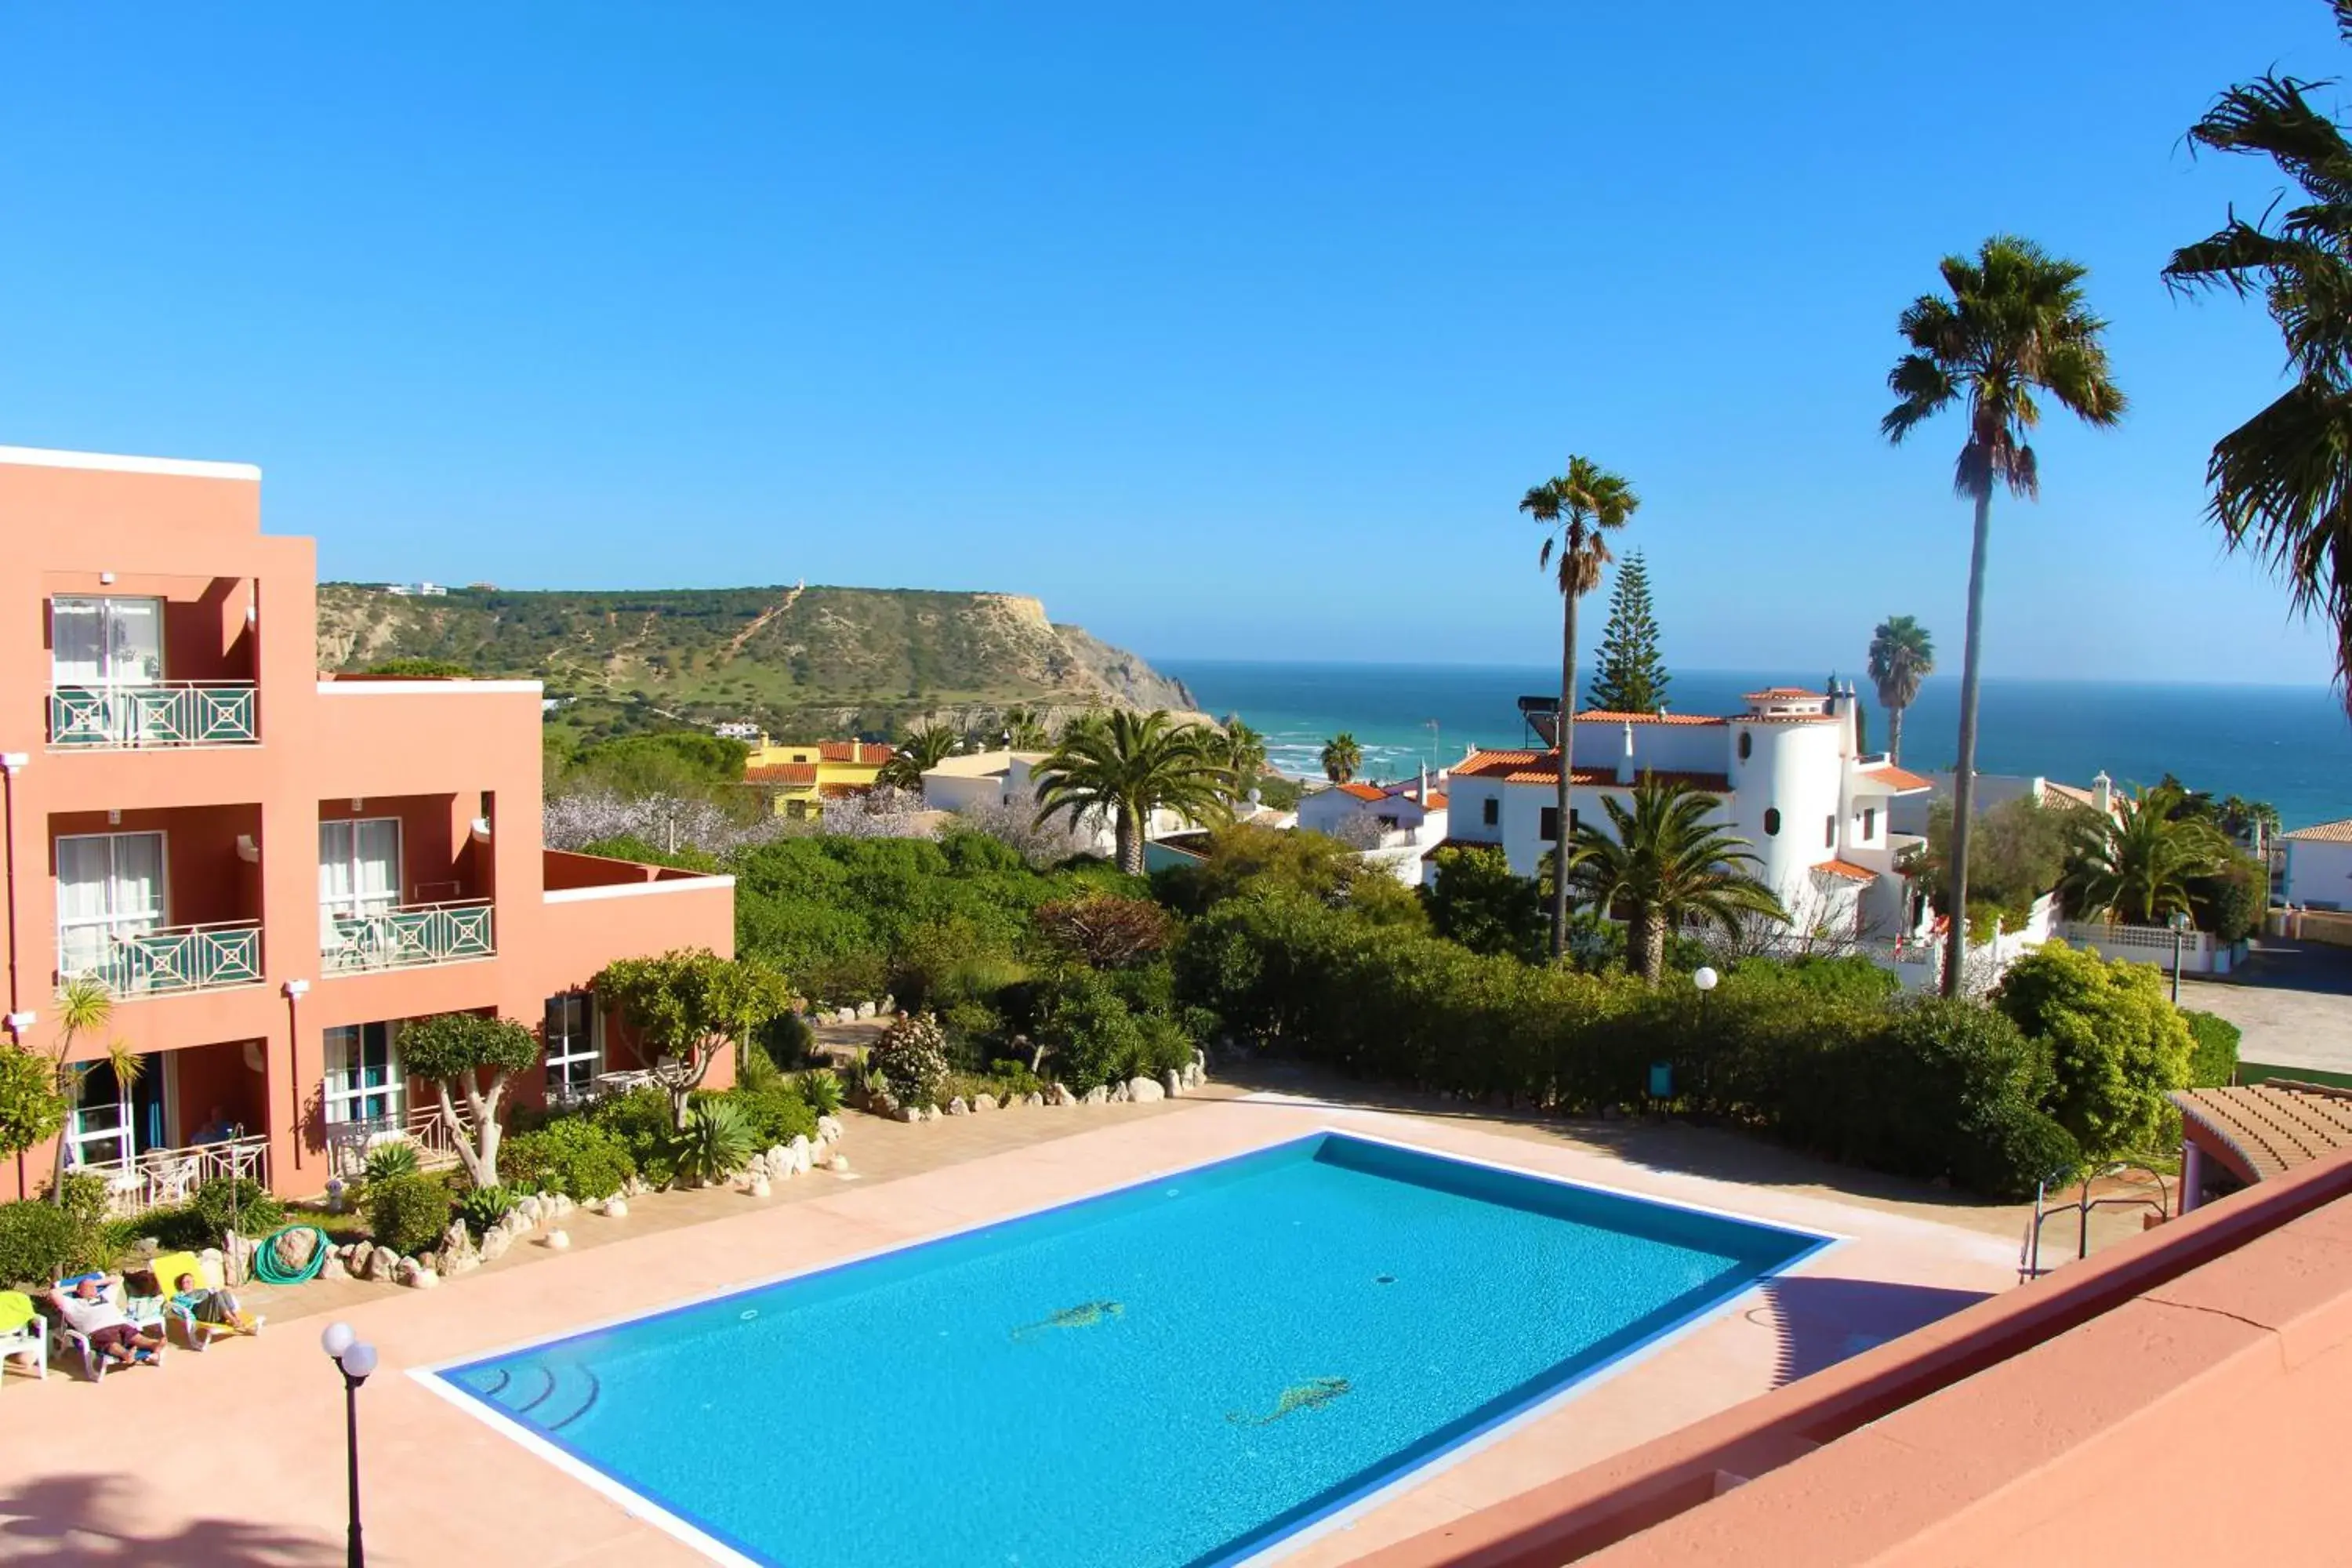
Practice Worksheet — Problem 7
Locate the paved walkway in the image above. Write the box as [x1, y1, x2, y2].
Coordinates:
[2178, 938, 2352, 1077]
[0, 1083, 2107, 1566]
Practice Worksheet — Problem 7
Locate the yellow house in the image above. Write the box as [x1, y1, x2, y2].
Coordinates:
[744, 738, 895, 819]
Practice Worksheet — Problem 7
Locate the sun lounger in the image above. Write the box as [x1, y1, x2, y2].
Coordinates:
[49, 1272, 164, 1381]
[0, 1290, 45, 1382]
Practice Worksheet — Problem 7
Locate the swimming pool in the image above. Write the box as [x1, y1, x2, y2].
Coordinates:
[429, 1131, 1828, 1567]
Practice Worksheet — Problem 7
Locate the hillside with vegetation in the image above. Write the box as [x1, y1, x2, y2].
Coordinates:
[317, 582, 1198, 740]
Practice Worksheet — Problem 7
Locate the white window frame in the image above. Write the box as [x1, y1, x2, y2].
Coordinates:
[67, 1058, 138, 1171]
[49, 593, 165, 688]
[544, 993, 603, 1101]
[55, 829, 169, 981]
[318, 816, 404, 951]
[323, 1021, 403, 1126]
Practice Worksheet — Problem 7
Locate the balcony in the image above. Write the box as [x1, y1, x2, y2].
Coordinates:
[321, 898, 494, 975]
[66, 920, 264, 1000]
[79, 1135, 270, 1219]
[48, 682, 259, 749]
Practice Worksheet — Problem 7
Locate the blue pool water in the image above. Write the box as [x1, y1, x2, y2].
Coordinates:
[437, 1134, 1824, 1567]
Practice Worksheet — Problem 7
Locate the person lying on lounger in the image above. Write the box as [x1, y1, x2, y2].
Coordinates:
[48, 1276, 164, 1368]
[169, 1269, 260, 1335]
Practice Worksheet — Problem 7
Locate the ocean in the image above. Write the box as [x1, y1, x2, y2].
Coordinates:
[1159, 659, 2352, 833]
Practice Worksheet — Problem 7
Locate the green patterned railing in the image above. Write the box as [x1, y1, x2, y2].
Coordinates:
[48, 682, 259, 748]
[322, 898, 495, 974]
[68, 921, 265, 998]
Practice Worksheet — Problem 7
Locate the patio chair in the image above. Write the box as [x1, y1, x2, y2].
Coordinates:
[144, 1251, 258, 1349]
[0, 1290, 45, 1383]
[47, 1273, 164, 1381]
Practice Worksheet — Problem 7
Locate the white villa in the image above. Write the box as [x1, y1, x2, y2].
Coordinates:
[2281, 818, 2352, 911]
[1432, 684, 1935, 942]
[1296, 771, 1451, 884]
[1886, 768, 2118, 837]
[919, 750, 1200, 857]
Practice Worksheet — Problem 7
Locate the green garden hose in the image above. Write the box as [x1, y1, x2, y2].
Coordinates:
[251, 1225, 331, 1287]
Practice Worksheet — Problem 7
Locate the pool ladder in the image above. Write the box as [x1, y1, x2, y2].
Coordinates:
[2019, 1162, 2170, 1283]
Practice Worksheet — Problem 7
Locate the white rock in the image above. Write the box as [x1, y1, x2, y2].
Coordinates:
[1162, 1070, 1181, 1099]
[856, 1000, 877, 1019]
[479, 1228, 514, 1261]
[601, 1198, 629, 1219]
[766, 1145, 789, 1171]
[544, 1229, 572, 1250]
[750, 1176, 772, 1198]
[319, 1253, 350, 1281]
[816, 1115, 844, 1142]
[1050, 1082, 1075, 1106]
[946, 1097, 969, 1116]
[442, 1252, 477, 1277]
[1109, 1082, 1131, 1104]
[1131, 1076, 1167, 1103]
[551, 1193, 575, 1218]
[829, 1153, 850, 1173]
[973, 1093, 998, 1112]
[788, 1136, 814, 1175]
[1083, 1085, 1109, 1105]
[897, 1104, 920, 1123]
[923, 1105, 942, 1123]
[1023, 1092, 1044, 1107]
[836, 1007, 857, 1025]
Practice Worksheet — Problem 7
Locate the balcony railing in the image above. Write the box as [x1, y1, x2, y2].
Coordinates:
[47, 681, 260, 749]
[321, 898, 495, 975]
[76, 1134, 270, 1219]
[324, 1104, 470, 1180]
[64, 920, 264, 1000]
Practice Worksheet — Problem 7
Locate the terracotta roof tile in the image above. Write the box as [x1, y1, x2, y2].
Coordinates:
[2171, 1085, 2352, 1181]
[1338, 782, 1387, 802]
[1857, 763, 1936, 793]
[819, 741, 892, 764]
[746, 763, 819, 786]
[1572, 710, 1727, 727]
[1813, 858, 1878, 883]
[1452, 749, 1546, 778]
[1743, 686, 1826, 701]
[2283, 817, 2352, 843]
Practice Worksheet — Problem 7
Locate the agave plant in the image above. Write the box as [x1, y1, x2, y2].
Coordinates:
[459, 1182, 517, 1238]
[363, 1141, 422, 1185]
[797, 1068, 846, 1117]
[667, 1099, 757, 1187]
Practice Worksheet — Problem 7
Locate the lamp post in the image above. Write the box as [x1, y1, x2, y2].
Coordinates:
[2169, 911, 2191, 1006]
[321, 1321, 379, 1567]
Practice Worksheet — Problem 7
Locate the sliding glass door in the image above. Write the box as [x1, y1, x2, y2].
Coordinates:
[318, 818, 402, 951]
[56, 831, 167, 982]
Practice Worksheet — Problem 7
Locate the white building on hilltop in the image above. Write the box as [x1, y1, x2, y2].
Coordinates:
[1432, 684, 1935, 940]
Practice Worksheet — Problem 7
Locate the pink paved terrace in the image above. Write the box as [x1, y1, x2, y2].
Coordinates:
[0, 1095, 2017, 1566]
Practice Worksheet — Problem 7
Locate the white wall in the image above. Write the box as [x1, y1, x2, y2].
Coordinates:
[2285, 839, 2352, 910]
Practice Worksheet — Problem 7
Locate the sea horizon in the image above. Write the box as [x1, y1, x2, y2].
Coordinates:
[1156, 658, 2352, 833]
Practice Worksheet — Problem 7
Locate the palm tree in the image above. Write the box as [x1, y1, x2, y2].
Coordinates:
[875, 724, 958, 790]
[1033, 709, 1236, 875]
[1866, 615, 1936, 763]
[1566, 775, 1786, 985]
[1523, 456, 1641, 960]
[1000, 706, 1053, 750]
[1219, 718, 1269, 801]
[1882, 236, 2125, 996]
[45, 977, 141, 1202]
[2165, 9, 2352, 713]
[2067, 782, 2232, 927]
[1319, 732, 1363, 785]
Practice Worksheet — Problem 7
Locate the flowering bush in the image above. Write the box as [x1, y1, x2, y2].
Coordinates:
[870, 1012, 952, 1109]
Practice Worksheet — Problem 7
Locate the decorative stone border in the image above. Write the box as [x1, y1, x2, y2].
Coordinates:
[879, 1053, 1209, 1124]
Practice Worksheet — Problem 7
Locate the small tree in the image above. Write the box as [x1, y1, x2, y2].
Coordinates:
[1425, 845, 1547, 964]
[45, 978, 140, 1203]
[397, 1011, 542, 1188]
[1586, 550, 1671, 713]
[1034, 893, 1176, 970]
[1996, 940, 2193, 1160]
[593, 949, 793, 1127]
[0, 1044, 67, 1168]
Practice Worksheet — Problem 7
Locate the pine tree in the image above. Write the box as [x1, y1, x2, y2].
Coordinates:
[1586, 552, 1671, 713]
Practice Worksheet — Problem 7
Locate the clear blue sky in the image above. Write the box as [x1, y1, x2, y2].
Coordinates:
[2, 2, 2343, 682]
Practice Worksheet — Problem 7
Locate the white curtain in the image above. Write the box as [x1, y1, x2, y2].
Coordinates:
[354, 819, 400, 912]
[107, 598, 162, 684]
[49, 596, 162, 685]
[56, 832, 164, 975]
[49, 598, 104, 684]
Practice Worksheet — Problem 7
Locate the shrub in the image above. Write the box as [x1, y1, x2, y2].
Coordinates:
[0, 1199, 96, 1286]
[1831, 1000, 2080, 1199]
[719, 1082, 818, 1148]
[668, 1099, 757, 1187]
[2183, 1010, 2242, 1088]
[1033, 973, 1147, 1092]
[871, 1013, 952, 1109]
[1730, 953, 1901, 1004]
[459, 1184, 517, 1238]
[589, 1087, 682, 1185]
[941, 998, 1007, 1056]
[2193, 855, 2267, 945]
[755, 1011, 817, 1071]
[364, 1143, 421, 1184]
[368, 1173, 452, 1257]
[1424, 846, 1546, 963]
[1997, 942, 2194, 1159]
[797, 1069, 846, 1117]
[501, 1119, 637, 1200]
[189, 1175, 285, 1246]
[49, 1171, 112, 1231]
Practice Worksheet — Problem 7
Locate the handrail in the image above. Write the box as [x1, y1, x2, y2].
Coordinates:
[321, 897, 495, 974]
[47, 681, 260, 748]
[80, 1134, 270, 1218]
[61, 920, 264, 999]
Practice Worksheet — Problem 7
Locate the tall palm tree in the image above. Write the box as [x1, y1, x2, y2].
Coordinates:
[1865, 615, 1936, 763]
[1566, 775, 1786, 985]
[875, 724, 959, 790]
[2165, 5, 2352, 715]
[1319, 732, 1363, 785]
[1219, 718, 1269, 801]
[1033, 709, 1235, 875]
[1522, 456, 1641, 960]
[2066, 782, 2233, 927]
[1882, 236, 2125, 995]
[45, 977, 140, 1203]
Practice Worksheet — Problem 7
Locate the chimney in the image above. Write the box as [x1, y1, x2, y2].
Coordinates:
[2092, 770, 2113, 815]
[1617, 719, 1636, 786]
[1418, 763, 1429, 804]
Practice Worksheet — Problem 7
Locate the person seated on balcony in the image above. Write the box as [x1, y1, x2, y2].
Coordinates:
[165, 1268, 260, 1336]
[190, 1106, 238, 1145]
[47, 1276, 164, 1369]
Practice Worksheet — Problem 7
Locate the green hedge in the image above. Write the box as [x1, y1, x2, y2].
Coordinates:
[1177, 890, 2084, 1199]
[368, 1173, 453, 1256]
[501, 1119, 637, 1200]
[2182, 1010, 2242, 1088]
